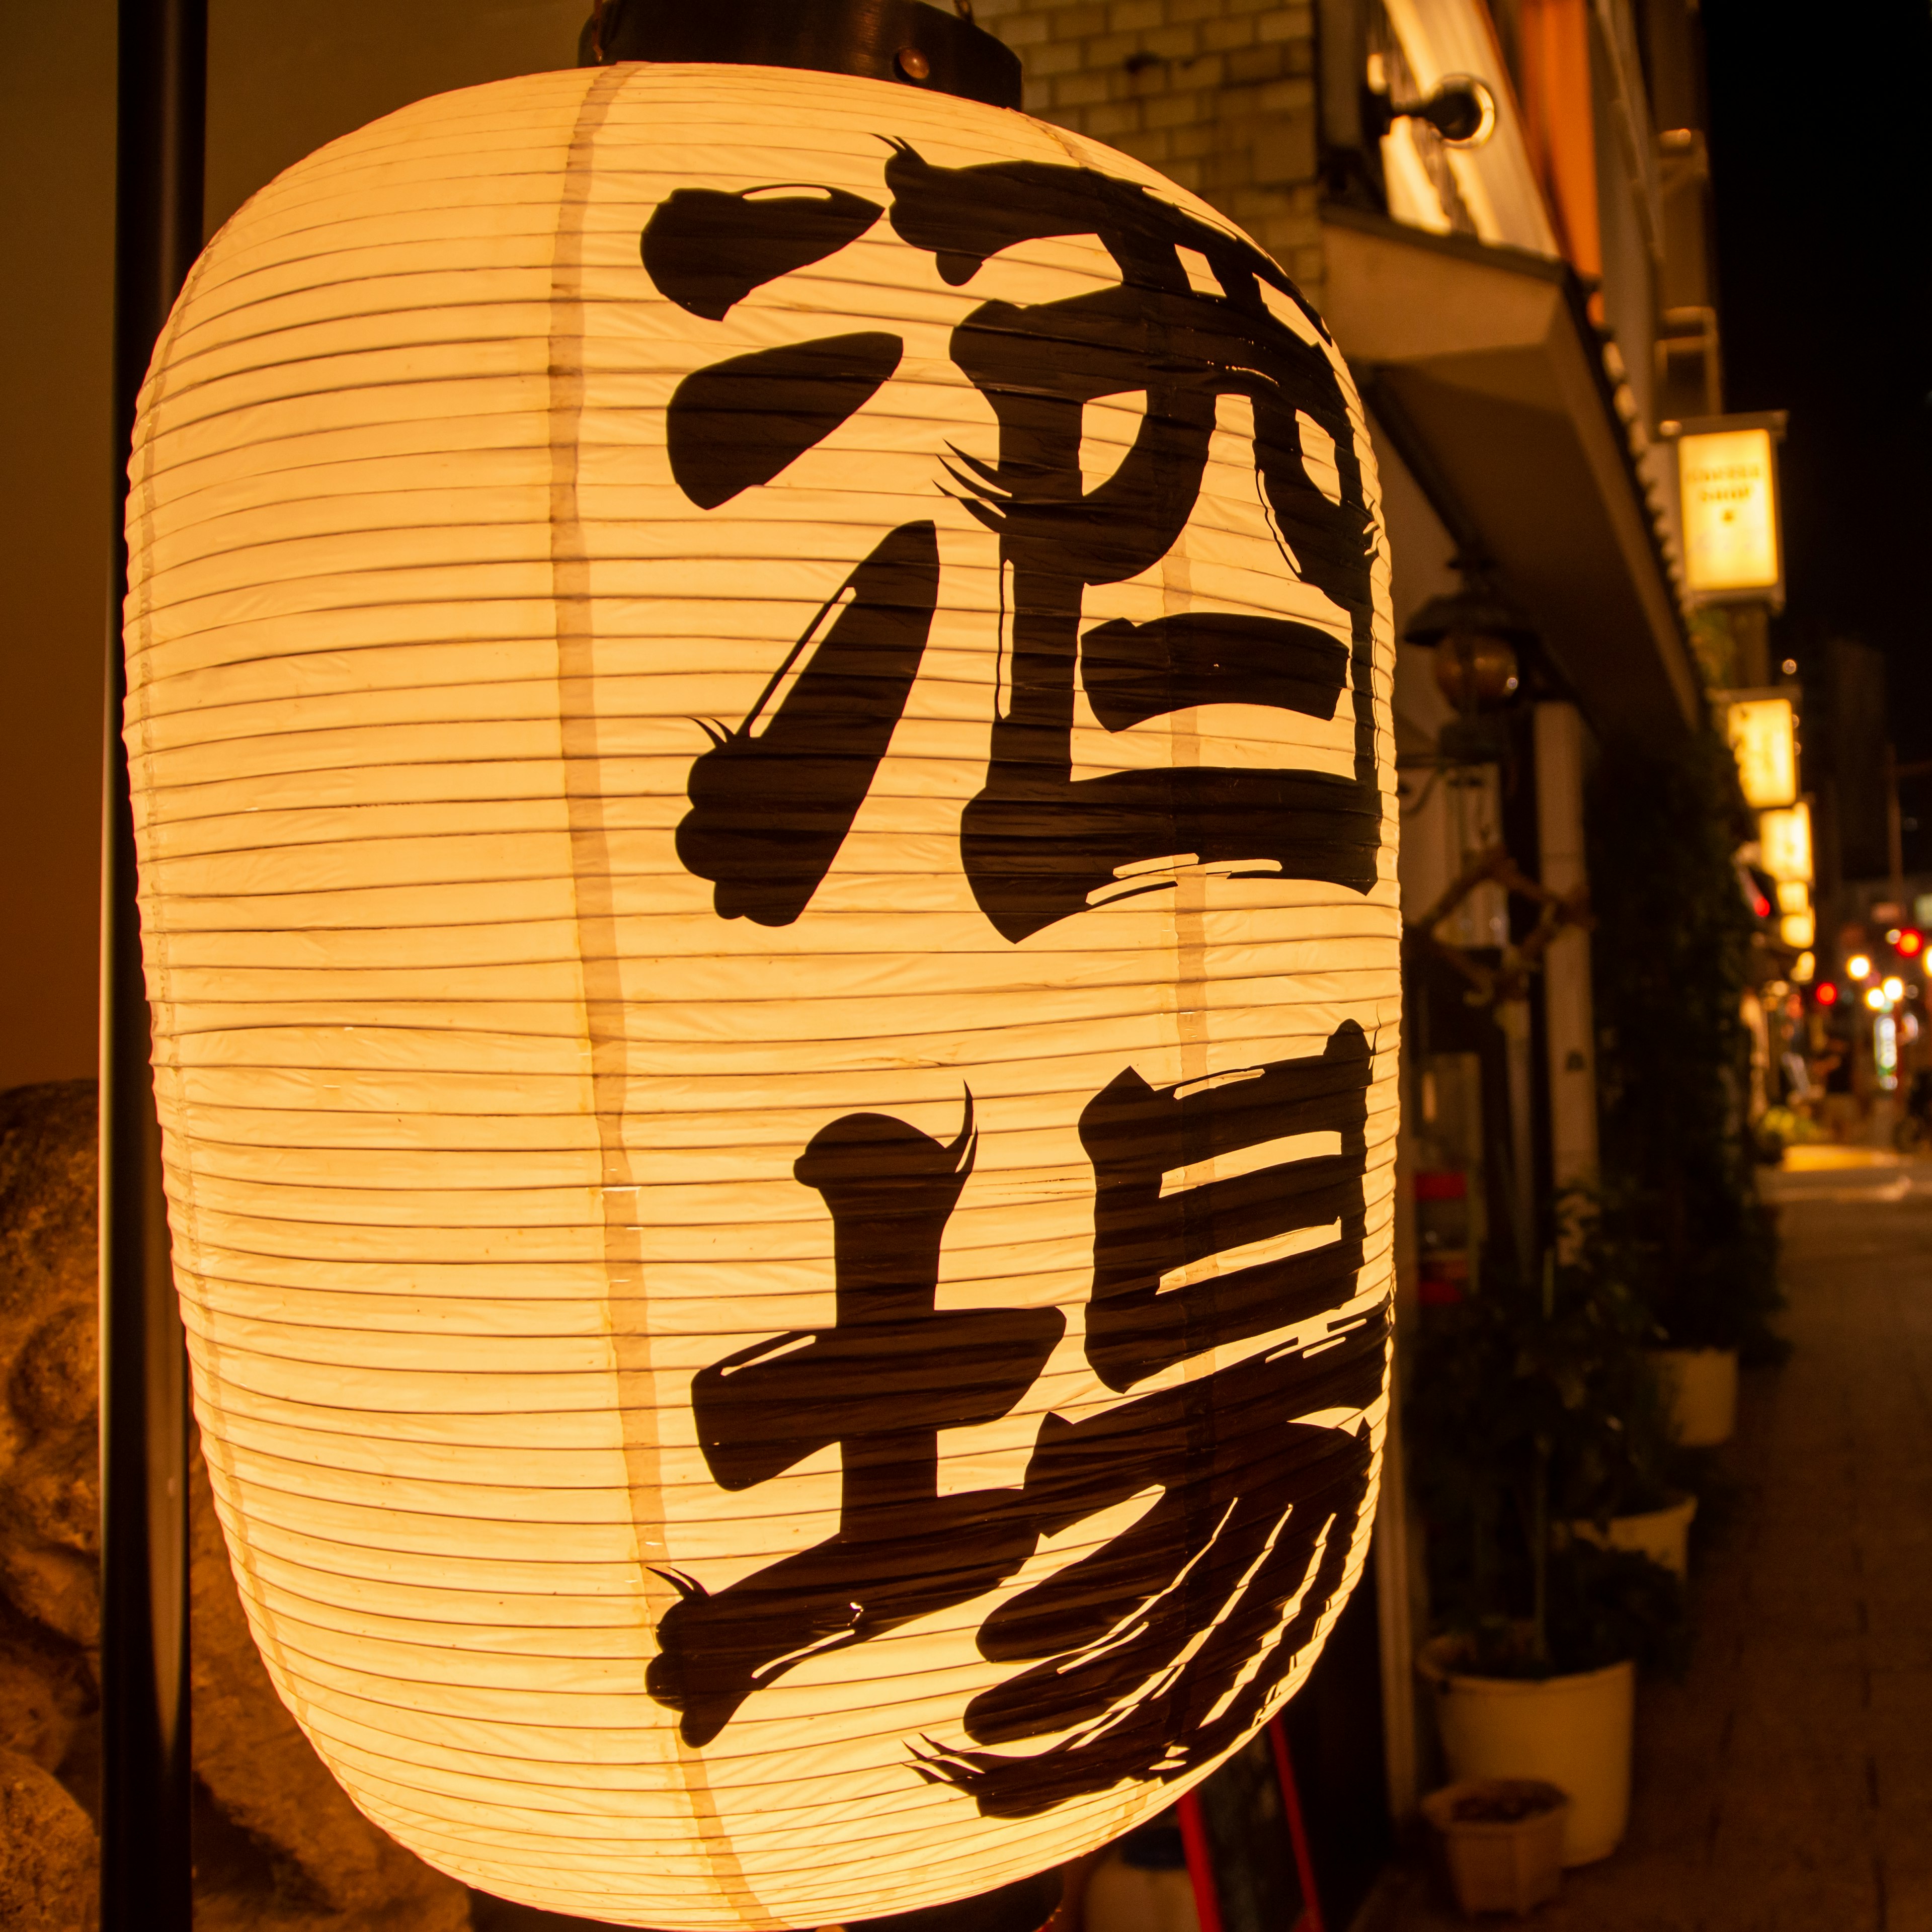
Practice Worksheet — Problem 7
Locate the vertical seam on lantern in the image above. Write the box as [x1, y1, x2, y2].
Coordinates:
[545, 63, 776, 1927]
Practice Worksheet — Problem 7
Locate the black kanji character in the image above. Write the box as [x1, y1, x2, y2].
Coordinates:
[886, 143, 1383, 942]
[1082, 1019, 1373, 1392]
[675, 520, 941, 925]
[646, 1100, 1064, 1746]
[914, 1304, 1386, 1818]
[643, 184, 884, 321]
[642, 183, 937, 927]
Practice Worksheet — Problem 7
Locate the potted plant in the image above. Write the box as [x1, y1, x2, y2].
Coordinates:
[1421, 1779, 1569, 1916]
[1589, 730, 1789, 1445]
[1408, 1230, 1688, 1866]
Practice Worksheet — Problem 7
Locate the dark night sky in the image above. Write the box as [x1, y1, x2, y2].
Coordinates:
[1704, 0, 1932, 775]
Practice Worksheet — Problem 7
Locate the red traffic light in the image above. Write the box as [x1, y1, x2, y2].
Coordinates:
[1898, 928, 1925, 958]
[1816, 981, 1840, 1007]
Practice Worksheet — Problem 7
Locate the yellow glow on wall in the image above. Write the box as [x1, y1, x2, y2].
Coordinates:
[1725, 695, 1797, 809]
[1680, 427, 1781, 596]
[120, 63, 1398, 1931]
[1759, 803, 1813, 885]
[1780, 909, 1816, 949]
[1776, 880, 1809, 915]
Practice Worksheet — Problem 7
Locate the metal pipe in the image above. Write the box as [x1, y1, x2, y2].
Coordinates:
[101, 0, 205, 1922]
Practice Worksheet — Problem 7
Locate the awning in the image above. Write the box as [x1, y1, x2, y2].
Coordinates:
[1319, 203, 1701, 736]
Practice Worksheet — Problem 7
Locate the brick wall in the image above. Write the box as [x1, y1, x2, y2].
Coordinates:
[973, 0, 1324, 291]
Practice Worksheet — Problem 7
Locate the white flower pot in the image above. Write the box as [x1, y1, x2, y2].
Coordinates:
[1082, 1847, 1198, 1932]
[1567, 1492, 1698, 1579]
[1421, 1779, 1569, 1915]
[1649, 1346, 1739, 1446]
[1418, 1639, 1635, 1866]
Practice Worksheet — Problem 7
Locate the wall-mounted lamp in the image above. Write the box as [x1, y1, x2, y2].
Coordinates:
[1405, 572, 1536, 762]
[1366, 71, 1499, 150]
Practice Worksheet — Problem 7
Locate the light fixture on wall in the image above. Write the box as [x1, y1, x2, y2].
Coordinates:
[1365, 69, 1499, 150]
[118, 5, 1399, 1926]
[1404, 567, 1536, 763]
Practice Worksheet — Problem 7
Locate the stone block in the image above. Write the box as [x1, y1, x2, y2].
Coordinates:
[1054, 2, 1112, 37]
[1201, 14, 1256, 48]
[1258, 74, 1316, 113]
[1056, 68, 1114, 108]
[1111, 127, 1174, 165]
[0, 1747, 96, 1932]
[1143, 22, 1201, 57]
[1252, 109, 1317, 185]
[1028, 36, 1085, 74]
[1084, 28, 1140, 65]
[1145, 89, 1205, 129]
[1085, 98, 1143, 136]
[1257, 4, 1313, 42]
[1225, 42, 1288, 83]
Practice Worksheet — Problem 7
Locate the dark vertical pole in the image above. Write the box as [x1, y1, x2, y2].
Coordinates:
[102, 2, 205, 1926]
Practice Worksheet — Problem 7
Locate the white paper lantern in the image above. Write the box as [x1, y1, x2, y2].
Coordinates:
[123, 58, 1399, 1929]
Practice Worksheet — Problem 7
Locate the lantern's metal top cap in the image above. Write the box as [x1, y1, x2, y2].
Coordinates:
[580, 0, 1024, 110]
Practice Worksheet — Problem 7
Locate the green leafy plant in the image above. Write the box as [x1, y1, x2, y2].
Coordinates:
[1407, 1201, 1687, 1678]
[1588, 729, 1786, 1360]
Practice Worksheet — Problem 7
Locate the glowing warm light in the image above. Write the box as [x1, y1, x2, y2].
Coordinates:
[1724, 696, 1797, 810]
[1901, 929, 1926, 958]
[1793, 951, 1816, 983]
[1780, 910, 1815, 950]
[1679, 425, 1781, 596]
[1849, 954, 1874, 981]
[1885, 977, 1906, 1002]
[1777, 881, 1809, 915]
[1814, 979, 1837, 1004]
[1758, 802, 1813, 884]
[1877, 1013, 1900, 1086]
[1867, 987, 1890, 1011]
[119, 66, 1396, 1929]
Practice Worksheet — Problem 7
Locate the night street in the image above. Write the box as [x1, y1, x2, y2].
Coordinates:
[1381, 1153, 1932, 1931]
[6, 2, 1929, 1927]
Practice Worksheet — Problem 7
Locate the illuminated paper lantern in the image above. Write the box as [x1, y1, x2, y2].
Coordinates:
[123, 58, 1397, 1929]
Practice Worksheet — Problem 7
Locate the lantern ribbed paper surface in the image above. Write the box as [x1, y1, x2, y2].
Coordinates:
[124, 62, 1399, 1928]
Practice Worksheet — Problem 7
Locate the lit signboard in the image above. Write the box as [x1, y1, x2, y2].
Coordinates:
[1758, 801, 1813, 885]
[1724, 694, 1797, 809]
[1679, 425, 1782, 600]
[1777, 881, 1813, 948]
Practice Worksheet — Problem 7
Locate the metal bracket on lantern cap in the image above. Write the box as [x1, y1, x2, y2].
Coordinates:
[579, 0, 1025, 109]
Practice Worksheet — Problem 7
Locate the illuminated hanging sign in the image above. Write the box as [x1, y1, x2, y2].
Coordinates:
[1759, 801, 1814, 885]
[120, 62, 1398, 1931]
[1677, 421, 1784, 603]
[1723, 693, 1798, 809]
[1777, 880, 1812, 947]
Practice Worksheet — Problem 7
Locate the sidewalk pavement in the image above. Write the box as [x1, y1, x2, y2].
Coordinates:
[1370, 1160, 1932, 1932]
